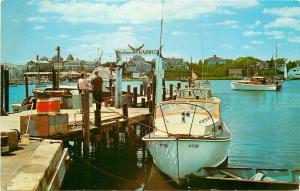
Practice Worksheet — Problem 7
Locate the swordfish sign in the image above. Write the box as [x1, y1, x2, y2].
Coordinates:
[117, 44, 159, 55]
[114, 44, 162, 108]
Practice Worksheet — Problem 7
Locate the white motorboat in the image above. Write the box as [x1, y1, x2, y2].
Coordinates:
[142, 87, 231, 184]
[288, 66, 300, 79]
[231, 76, 281, 91]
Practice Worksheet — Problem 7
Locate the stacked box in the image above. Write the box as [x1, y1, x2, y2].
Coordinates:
[20, 113, 68, 137]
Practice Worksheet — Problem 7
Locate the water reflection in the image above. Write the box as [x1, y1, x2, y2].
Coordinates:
[62, 80, 300, 190]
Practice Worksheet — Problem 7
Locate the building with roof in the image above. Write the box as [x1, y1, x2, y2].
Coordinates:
[162, 57, 188, 69]
[205, 55, 226, 65]
[126, 55, 152, 74]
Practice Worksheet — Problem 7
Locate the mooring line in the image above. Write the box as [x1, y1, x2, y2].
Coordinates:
[89, 96, 172, 135]
[68, 148, 174, 184]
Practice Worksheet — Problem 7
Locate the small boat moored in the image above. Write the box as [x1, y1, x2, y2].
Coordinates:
[188, 167, 300, 190]
[142, 86, 232, 184]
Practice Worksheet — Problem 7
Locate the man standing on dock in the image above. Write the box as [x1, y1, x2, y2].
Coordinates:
[91, 70, 103, 111]
[78, 72, 89, 94]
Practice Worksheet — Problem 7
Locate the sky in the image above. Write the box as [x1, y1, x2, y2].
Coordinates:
[1, 0, 300, 64]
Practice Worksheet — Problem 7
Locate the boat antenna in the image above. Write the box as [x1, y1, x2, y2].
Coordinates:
[201, 23, 204, 80]
[159, 0, 164, 52]
[275, 41, 278, 77]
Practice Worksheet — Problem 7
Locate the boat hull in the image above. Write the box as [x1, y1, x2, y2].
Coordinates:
[231, 81, 280, 91]
[142, 136, 230, 184]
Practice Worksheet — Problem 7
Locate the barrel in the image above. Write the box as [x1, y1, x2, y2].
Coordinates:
[36, 98, 61, 114]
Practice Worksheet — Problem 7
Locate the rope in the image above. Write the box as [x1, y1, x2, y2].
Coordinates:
[88, 96, 171, 135]
[68, 147, 175, 184]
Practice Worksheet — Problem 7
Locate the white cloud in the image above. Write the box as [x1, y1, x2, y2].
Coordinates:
[118, 26, 133, 32]
[67, 30, 140, 61]
[36, 0, 258, 24]
[215, 20, 239, 29]
[27, 17, 48, 22]
[46, 34, 71, 39]
[255, 20, 261, 26]
[250, 40, 263, 45]
[287, 36, 300, 44]
[263, 7, 300, 18]
[220, 44, 234, 49]
[243, 30, 262, 36]
[264, 31, 285, 39]
[265, 17, 300, 31]
[171, 31, 185, 36]
[242, 45, 253, 49]
[34, 25, 45, 30]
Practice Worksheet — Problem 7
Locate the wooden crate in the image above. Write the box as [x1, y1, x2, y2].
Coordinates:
[20, 113, 68, 137]
[0, 130, 19, 150]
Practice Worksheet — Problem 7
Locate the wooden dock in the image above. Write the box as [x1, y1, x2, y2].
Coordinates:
[1, 139, 69, 191]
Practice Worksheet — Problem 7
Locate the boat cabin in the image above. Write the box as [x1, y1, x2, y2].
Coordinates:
[176, 87, 213, 101]
[250, 76, 266, 84]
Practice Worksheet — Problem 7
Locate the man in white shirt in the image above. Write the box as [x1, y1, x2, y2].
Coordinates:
[77, 73, 89, 94]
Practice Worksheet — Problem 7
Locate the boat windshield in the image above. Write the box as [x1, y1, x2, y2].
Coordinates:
[156, 101, 220, 120]
[177, 88, 212, 100]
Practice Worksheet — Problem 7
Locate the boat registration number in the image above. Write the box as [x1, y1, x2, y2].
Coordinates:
[189, 144, 199, 148]
[159, 143, 168, 148]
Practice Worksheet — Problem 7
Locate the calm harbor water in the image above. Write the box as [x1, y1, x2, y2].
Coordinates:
[8, 80, 300, 189]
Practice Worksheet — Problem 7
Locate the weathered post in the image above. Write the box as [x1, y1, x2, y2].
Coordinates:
[133, 87, 137, 108]
[140, 83, 144, 96]
[82, 90, 90, 157]
[146, 86, 151, 104]
[111, 86, 115, 97]
[0, 66, 4, 113]
[25, 67, 29, 98]
[94, 110, 101, 129]
[4, 69, 9, 112]
[127, 85, 131, 94]
[170, 84, 173, 100]
[162, 79, 166, 101]
[113, 121, 119, 153]
[141, 98, 146, 108]
[177, 82, 181, 91]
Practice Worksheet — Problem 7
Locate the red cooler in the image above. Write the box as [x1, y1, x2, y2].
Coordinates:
[36, 98, 61, 114]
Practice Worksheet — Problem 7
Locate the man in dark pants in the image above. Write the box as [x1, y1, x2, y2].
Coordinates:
[91, 71, 103, 111]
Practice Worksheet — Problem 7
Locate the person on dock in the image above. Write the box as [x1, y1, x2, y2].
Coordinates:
[77, 72, 89, 94]
[141, 72, 149, 95]
[91, 70, 103, 111]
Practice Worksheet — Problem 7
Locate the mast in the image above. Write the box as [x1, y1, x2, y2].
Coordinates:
[275, 41, 278, 76]
[201, 23, 204, 80]
[155, 0, 165, 103]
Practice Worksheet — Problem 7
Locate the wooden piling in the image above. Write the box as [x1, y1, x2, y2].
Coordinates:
[94, 110, 101, 129]
[127, 85, 131, 94]
[82, 91, 90, 157]
[177, 82, 181, 91]
[146, 86, 151, 103]
[0, 65, 4, 113]
[141, 98, 146, 108]
[140, 84, 144, 96]
[4, 69, 9, 112]
[109, 78, 113, 97]
[122, 103, 128, 120]
[25, 66, 29, 98]
[133, 87, 137, 108]
[170, 84, 173, 100]
[111, 86, 115, 96]
[113, 121, 119, 152]
[162, 79, 166, 101]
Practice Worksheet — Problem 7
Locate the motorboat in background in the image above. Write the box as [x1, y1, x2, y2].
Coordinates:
[142, 86, 232, 184]
[231, 76, 282, 91]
